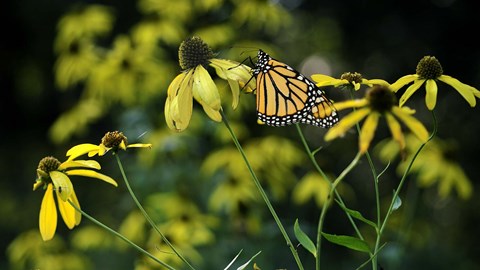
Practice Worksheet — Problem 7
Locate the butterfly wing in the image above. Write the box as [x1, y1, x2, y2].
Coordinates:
[253, 50, 338, 127]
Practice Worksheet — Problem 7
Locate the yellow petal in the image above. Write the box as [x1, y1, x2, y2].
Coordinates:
[438, 75, 476, 107]
[425, 79, 438, 110]
[390, 74, 418, 92]
[127, 143, 152, 149]
[174, 70, 195, 130]
[332, 99, 369, 111]
[398, 79, 425, 107]
[66, 143, 101, 160]
[352, 81, 361, 90]
[164, 96, 176, 130]
[119, 140, 127, 150]
[359, 112, 380, 153]
[392, 107, 429, 143]
[56, 187, 77, 229]
[59, 159, 101, 170]
[324, 108, 371, 141]
[66, 169, 118, 186]
[167, 72, 187, 98]
[365, 79, 390, 87]
[97, 144, 110, 156]
[192, 65, 221, 110]
[69, 189, 82, 225]
[227, 78, 240, 109]
[39, 184, 57, 241]
[201, 104, 222, 122]
[49, 171, 73, 201]
[311, 74, 338, 86]
[385, 113, 405, 150]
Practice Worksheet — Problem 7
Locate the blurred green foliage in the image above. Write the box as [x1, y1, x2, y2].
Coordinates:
[3, 0, 480, 269]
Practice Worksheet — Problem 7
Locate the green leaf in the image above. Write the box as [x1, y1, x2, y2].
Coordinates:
[392, 191, 402, 211]
[336, 201, 377, 229]
[223, 249, 262, 270]
[322, 232, 370, 253]
[236, 251, 262, 270]
[294, 219, 317, 257]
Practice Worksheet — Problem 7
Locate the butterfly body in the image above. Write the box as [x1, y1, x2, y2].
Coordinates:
[252, 49, 338, 128]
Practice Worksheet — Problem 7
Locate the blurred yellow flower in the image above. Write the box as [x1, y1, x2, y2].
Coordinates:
[312, 72, 390, 91]
[325, 86, 429, 153]
[391, 56, 480, 110]
[231, 0, 292, 33]
[165, 36, 255, 132]
[292, 173, 331, 207]
[33, 156, 117, 241]
[87, 35, 168, 105]
[377, 134, 473, 199]
[56, 4, 114, 43]
[66, 131, 152, 160]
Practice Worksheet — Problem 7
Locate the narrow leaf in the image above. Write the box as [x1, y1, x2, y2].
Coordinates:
[236, 251, 262, 270]
[322, 232, 370, 253]
[294, 219, 317, 257]
[336, 202, 377, 229]
[392, 191, 402, 211]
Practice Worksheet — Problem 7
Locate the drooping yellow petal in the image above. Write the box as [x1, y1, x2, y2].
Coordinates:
[324, 108, 371, 141]
[192, 65, 221, 110]
[385, 113, 405, 150]
[392, 107, 429, 143]
[56, 188, 77, 229]
[227, 78, 240, 109]
[173, 70, 195, 131]
[425, 79, 438, 110]
[438, 75, 477, 107]
[66, 143, 100, 160]
[359, 112, 380, 153]
[164, 96, 176, 130]
[210, 59, 254, 95]
[390, 74, 418, 92]
[39, 184, 57, 241]
[69, 189, 82, 225]
[201, 103, 222, 122]
[398, 79, 425, 107]
[332, 99, 369, 111]
[49, 171, 73, 201]
[66, 169, 118, 186]
[59, 159, 101, 170]
[167, 71, 186, 98]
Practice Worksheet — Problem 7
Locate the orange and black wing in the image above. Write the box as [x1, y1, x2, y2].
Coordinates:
[252, 49, 338, 127]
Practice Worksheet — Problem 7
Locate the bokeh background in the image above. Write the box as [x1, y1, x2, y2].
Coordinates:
[2, 0, 480, 269]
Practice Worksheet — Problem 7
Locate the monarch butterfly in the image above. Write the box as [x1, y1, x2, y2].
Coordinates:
[252, 49, 338, 128]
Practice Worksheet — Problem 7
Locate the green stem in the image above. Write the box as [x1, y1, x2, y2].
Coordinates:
[221, 111, 304, 270]
[68, 200, 176, 270]
[348, 89, 380, 270]
[295, 124, 365, 270]
[374, 111, 438, 265]
[315, 151, 362, 270]
[114, 154, 195, 270]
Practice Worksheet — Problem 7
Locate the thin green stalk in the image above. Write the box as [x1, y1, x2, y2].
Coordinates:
[374, 111, 438, 264]
[114, 154, 195, 270]
[315, 151, 362, 270]
[221, 111, 304, 270]
[295, 124, 366, 269]
[295, 125, 364, 239]
[68, 200, 176, 270]
[348, 89, 381, 270]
